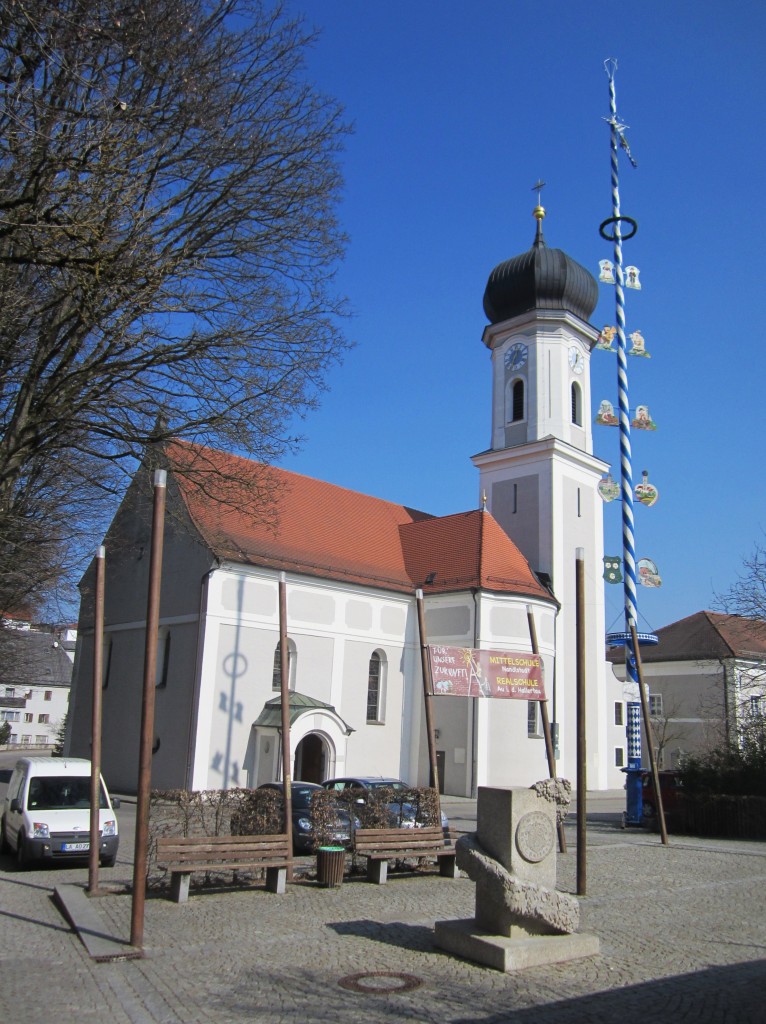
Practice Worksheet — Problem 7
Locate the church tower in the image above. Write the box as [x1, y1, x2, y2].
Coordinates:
[472, 201, 612, 787]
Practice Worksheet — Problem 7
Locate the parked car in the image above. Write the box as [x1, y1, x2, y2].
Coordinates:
[257, 781, 358, 855]
[0, 756, 120, 868]
[321, 776, 448, 828]
[641, 769, 682, 820]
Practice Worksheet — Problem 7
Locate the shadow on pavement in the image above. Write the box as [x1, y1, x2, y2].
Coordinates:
[327, 918, 434, 951]
[447, 959, 766, 1023]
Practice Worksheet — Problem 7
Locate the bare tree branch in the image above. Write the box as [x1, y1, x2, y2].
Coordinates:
[0, 0, 352, 613]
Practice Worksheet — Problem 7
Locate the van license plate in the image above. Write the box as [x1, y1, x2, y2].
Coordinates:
[62, 842, 89, 851]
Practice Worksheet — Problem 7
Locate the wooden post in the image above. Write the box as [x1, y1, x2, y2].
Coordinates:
[88, 545, 105, 894]
[526, 606, 566, 854]
[415, 589, 442, 822]
[630, 622, 669, 846]
[278, 573, 294, 878]
[576, 548, 587, 895]
[130, 469, 167, 950]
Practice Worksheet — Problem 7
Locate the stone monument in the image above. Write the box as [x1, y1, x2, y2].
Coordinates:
[434, 782, 599, 971]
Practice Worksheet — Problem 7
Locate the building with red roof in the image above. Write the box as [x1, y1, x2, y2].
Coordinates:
[607, 611, 766, 766]
[67, 207, 626, 796]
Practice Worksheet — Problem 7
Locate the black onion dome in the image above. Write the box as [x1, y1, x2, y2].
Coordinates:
[483, 214, 598, 325]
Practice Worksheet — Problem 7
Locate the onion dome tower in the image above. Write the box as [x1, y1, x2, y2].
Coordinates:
[471, 199, 612, 789]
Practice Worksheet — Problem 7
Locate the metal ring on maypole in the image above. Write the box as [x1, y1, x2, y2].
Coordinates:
[599, 216, 638, 242]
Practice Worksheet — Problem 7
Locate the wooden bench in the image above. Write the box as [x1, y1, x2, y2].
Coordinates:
[156, 833, 291, 903]
[353, 826, 459, 884]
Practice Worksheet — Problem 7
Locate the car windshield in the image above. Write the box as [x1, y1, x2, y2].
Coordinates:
[291, 786, 319, 809]
[367, 781, 407, 792]
[26, 777, 108, 811]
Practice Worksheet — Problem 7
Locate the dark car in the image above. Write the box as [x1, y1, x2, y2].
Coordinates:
[321, 776, 448, 828]
[641, 769, 682, 819]
[257, 781, 357, 855]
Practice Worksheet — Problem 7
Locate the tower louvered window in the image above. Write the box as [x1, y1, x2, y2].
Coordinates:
[512, 380, 524, 422]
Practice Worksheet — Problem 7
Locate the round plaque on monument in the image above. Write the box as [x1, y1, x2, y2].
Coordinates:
[515, 811, 555, 863]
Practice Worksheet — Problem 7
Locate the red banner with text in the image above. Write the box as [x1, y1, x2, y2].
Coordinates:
[427, 645, 546, 700]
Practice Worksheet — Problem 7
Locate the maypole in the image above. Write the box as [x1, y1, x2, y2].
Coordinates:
[599, 59, 644, 825]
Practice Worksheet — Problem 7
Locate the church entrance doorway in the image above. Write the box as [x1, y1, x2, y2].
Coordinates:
[294, 733, 326, 783]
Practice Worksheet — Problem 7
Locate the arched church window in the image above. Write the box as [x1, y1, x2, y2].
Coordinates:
[511, 379, 524, 422]
[571, 381, 582, 426]
[367, 650, 387, 723]
[272, 639, 296, 691]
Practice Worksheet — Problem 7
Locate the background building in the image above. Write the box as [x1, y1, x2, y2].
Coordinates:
[0, 621, 73, 750]
[607, 611, 766, 767]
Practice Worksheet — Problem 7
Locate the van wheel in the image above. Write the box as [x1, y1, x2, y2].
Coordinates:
[16, 830, 29, 870]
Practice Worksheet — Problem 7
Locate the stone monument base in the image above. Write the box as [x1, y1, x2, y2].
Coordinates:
[434, 917, 600, 972]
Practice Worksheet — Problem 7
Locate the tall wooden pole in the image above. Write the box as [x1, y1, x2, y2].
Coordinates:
[526, 606, 566, 854]
[130, 470, 167, 950]
[88, 545, 105, 894]
[576, 548, 587, 895]
[630, 622, 669, 846]
[416, 589, 441, 822]
[278, 573, 294, 877]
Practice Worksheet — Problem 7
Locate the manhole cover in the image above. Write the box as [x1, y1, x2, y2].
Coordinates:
[338, 971, 423, 994]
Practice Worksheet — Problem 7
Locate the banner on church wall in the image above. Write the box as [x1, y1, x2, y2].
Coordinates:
[427, 645, 546, 700]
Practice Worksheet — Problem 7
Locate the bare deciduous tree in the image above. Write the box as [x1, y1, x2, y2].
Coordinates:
[647, 693, 686, 769]
[716, 541, 766, 622]
[0, 0, 351, 613]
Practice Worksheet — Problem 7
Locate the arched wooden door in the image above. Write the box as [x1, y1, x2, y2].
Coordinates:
[293, 733, 325, 783]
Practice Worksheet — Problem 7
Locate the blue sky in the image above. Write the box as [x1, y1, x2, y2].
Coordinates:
[278, 0, 766, 634]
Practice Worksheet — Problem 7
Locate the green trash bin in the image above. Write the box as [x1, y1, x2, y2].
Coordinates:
[316, 845, 346, 887]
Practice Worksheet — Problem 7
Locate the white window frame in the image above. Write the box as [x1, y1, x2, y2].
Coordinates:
[527, 700, 542, 737]
[366, 650, 387, 724]
[272, 638, 296, 691]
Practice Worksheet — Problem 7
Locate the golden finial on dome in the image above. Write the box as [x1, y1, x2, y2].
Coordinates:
[532, 179, 546, 243]
[532, 179, 546, 222]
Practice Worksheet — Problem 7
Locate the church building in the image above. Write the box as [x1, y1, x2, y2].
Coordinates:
[66, 205, 625, 796]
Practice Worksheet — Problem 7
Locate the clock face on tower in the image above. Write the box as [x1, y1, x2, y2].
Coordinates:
[569, 345, 584, 374]
[504, 343, 528, 372]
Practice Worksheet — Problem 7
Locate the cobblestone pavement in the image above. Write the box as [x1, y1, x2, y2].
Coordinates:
[1, 808, 765, 1023]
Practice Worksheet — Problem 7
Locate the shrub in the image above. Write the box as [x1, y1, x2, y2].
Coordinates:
[678, 724, 766, 797]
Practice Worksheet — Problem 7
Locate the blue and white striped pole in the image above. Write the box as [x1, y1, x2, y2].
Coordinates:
[604, 58, 642, 821]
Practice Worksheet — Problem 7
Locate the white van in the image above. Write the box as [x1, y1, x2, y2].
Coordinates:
[0, 757, 119, 868]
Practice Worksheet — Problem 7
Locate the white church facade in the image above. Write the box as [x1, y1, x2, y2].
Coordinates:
[66, 206, 627, 796]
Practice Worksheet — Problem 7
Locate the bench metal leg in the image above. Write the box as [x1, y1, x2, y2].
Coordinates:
[439, 854, 459, 878]
[367, 858, 388, 884]
[265, 866, 286, 894]
[170, 871, 191, 904]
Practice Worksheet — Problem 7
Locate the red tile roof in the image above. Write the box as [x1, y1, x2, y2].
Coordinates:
[168, 440, 553, 602]
[607, 610, 766, 663]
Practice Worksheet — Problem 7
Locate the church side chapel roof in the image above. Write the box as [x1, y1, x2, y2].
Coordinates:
[167, 441, 553, 602]
[607, 610, 766, 664]
[399, 510, 554, 600]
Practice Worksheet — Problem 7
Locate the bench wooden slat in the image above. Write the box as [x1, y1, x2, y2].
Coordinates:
[162, 858, 289, 873]
[159, 844, 289, 859]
